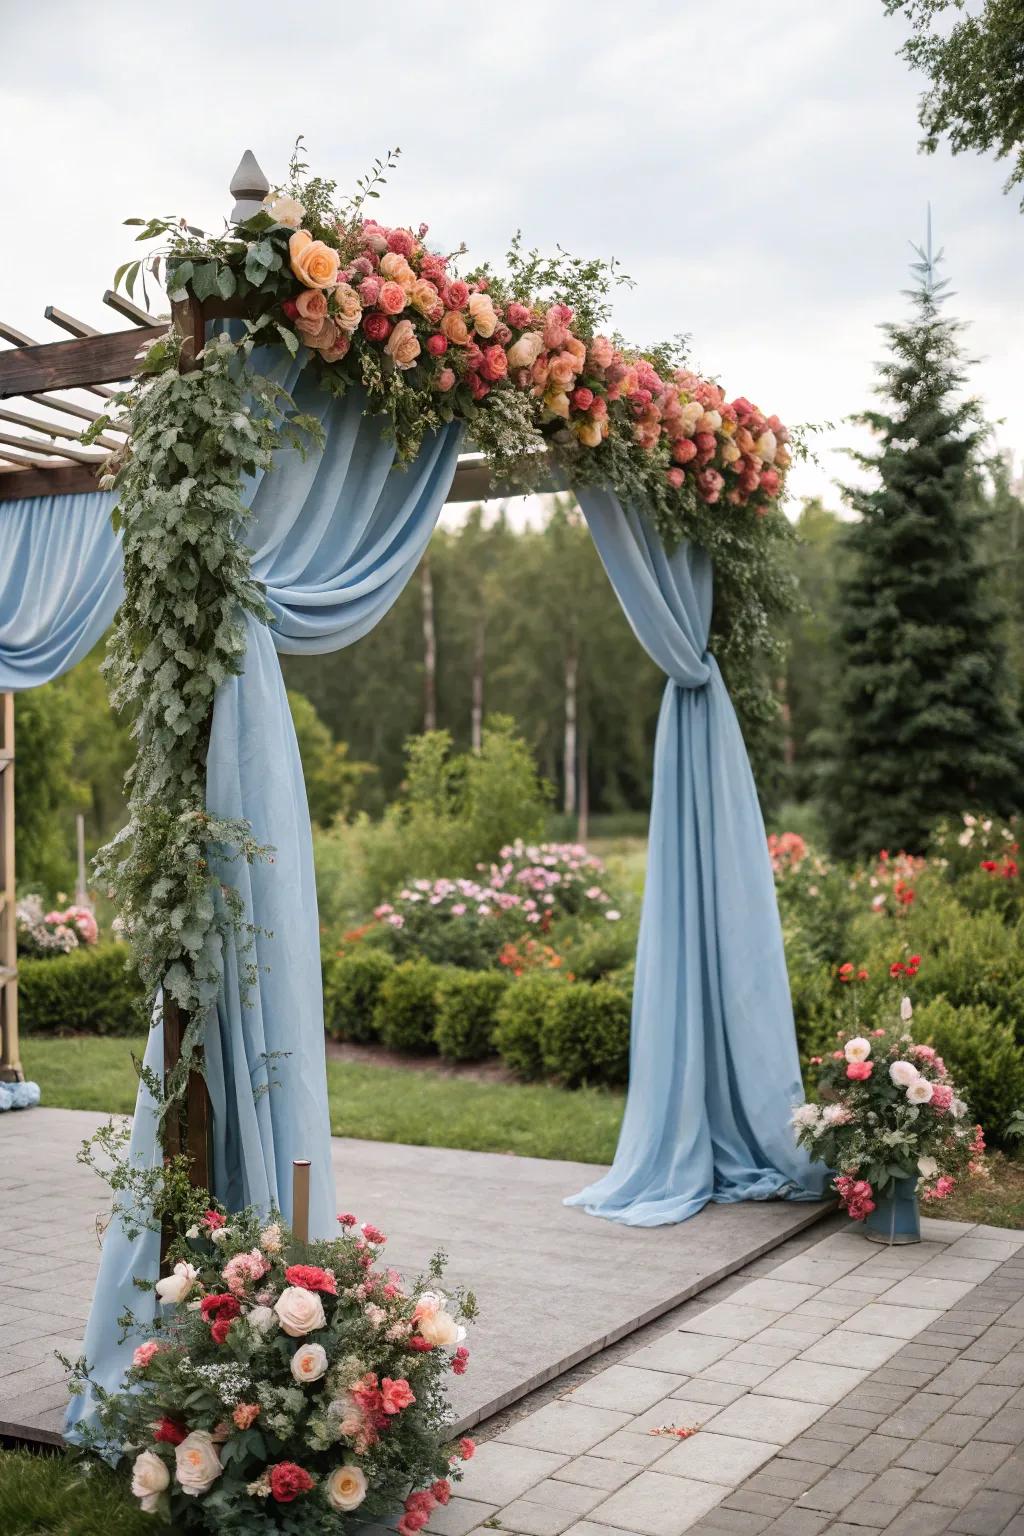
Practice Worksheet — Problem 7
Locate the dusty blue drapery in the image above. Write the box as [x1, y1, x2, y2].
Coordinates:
[565, 489, 825, 1224]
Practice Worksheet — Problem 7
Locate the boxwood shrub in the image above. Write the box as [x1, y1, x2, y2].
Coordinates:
[18, 945, 146, 1036]
[541, 980, 631, 1087]
[322, 948, 394, 1043]
[434, 970, 509, 1061]
[493, 972, 566, 1080]
[373, 958, 442, 1054]
[913, 997, 1024, 1149]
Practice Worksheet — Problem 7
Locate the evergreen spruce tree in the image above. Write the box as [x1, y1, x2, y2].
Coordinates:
[824, 221, 1024, 859]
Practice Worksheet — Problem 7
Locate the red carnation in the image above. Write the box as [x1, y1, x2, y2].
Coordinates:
[337, 1212, 357, 1226]
[200, 1292, 240, 1343]
[269, 1462, 314, 1503]
[407, 1335, 434, 1352]
[361, 1223, 386, 1245]
[452, 1346, 470, 1375]
[284, 1264, 337, 1295]
[153, 1416, 188, 1446]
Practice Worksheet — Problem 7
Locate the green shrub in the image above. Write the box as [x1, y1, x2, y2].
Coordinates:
[541, 981, 631, 1087]
[18, 945, 146, 1035]
[373, 959, 442, 1054]
[913, 998, 1024, 1149]
[493, 973, 565, 1079]
[434, 971, 509, 1061]
[322, 948, 394, 1042]
[563, 920, 636, 982]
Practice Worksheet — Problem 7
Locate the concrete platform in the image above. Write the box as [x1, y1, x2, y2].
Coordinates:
[0, 1108, 832, 1444]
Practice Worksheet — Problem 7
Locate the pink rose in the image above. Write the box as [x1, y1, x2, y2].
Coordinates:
[295, 289, 328, 324]
[846, 1061, 873, 1081]
[387, 228, 417, 258]
[321, 333, 351, 364]
[426, 334, 448, 357]
[696, 468, 725, 503]
[672, 438, 697, 464]
[571, 386, 594, 412]
[478, 344, 508, 382]
[930, 1083, 954, 1113]
[435, 368, 456, 392]
[444, 279, 469, 310]
[378, 281, 407, 315]
[358, 276, 382, 307]
[667, 467, 685, 489]
[506, 301, 534, 329]
[420, 253, 448, 284]
[760, 468, 781, 496]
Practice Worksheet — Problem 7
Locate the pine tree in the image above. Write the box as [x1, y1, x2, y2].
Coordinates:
[824, 221, 1024, 859]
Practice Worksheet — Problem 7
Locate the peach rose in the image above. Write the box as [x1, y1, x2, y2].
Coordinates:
[385, 318, 421, 370]
[410, 278, 442, 319]
[563, 335, 587, 370]
[588, 335, 615, 369]
[380, 252, 416, 290]
[378, 281, 408, 315]
[332, 283, 363, 334]
[468, 292, 498, 337]
[441, 310, 471, 346]
[506, 332, 544, 370]
[310, 318, 341, 353]
[548, 354, 577, 390]
[289, 231, 341, 290]
[545, 390, 571, 420]
[295, 289, 328, 324]
[412, 1291, 465, 1348]
[174, 1431, 222, 1496]
[326, 1465, 368, 1513]
[576, 420, 604, 448]
[290, 1342, 329, 1384]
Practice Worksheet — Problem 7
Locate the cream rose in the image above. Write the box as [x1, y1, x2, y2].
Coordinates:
[844, 1037, 872, 1064]
[441, 310, 471, 346]
[468, 292, 498, 337]
[755, 429, 778, 463]
[385, 318, 421, 370]
[332, 283, 363, 334]
[132, 1449, 170, 1512]
[210, 1225, 233, 1248]
[907, 1078, 934, 1105]
[506, 332, 544, 370]
[291, 1342, 329, 1385]
[409, 277, 442, 319]
[413, 1291, 466, 1349]
[289, 230, 341, 289]
[155, 1260, 198, 1306]
[274, 1285, 326, 1336]
[380, 251, 416, 290]
[264, 194, 305, 229]
[576, 420, 603, 448]
[174, 1431, 222, 1496]
[889, 1060, 920, 1088]
[325, 1464, 368, 1512]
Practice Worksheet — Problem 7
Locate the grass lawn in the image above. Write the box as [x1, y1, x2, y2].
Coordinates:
[942, 1153, 1024, 1230]
[0, 1448, 149, 1536]
[21, 1035, 624, 1165]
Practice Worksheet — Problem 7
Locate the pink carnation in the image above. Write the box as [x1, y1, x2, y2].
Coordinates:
[930, 1082, 954, 1113]
[132, 1341, 162, 1370]
[222, 1248, 270, 1296]
[846, 1061, 873, 1081]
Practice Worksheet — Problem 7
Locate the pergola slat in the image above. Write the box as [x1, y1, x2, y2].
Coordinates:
[43, 306, 101, 339]
[0, 405, 121, 451]
[0, 462, 101, 498]
[103, 290, 163, 328]
[0, 430, 105, 465]
[0, 327, 166, 398]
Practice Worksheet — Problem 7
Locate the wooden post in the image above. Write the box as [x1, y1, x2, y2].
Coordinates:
[0, 692, 20, 1082]
[292, 1160, 311, 1245]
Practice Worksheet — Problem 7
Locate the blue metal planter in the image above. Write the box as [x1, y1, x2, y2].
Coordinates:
[863, 1176, 921, 1244]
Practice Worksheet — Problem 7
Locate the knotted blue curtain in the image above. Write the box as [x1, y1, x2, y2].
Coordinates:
[0, 492, 122, 686]
[0, 371, 462, 1440]
[566, 489, 825, 1226]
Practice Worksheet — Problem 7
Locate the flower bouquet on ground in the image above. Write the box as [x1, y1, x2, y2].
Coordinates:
[791, 957, 985, 1234]
[69, 1204, 476, 1533]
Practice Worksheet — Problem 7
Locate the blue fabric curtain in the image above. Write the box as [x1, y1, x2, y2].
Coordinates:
[565, 488, 825, 1226]
[66, 378, 462, 1439]
[0, 492, 122, 687]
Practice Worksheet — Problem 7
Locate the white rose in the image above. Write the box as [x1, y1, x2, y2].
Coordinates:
[889, 1060, 920, 1088]
[325, 1464, 368, 1512]
[248, 1304, 277, 1335]
[900, 996, 914, 1022]
[918, 1156, 939, 1178]
[132, 1449, 170, 1512]
[844, 1037, 872, 1064]
[274, 1285, 326, 1337]
[907, 1078, 934, 1105]
[174, 1431, 222, 1496]
[290, 1342, 329, 1385]
[264, 193, 305, 229]
[155, 1260, 199, 1306]
[951, 1097, 968, 1120]
[210, 1226, 233, 1248]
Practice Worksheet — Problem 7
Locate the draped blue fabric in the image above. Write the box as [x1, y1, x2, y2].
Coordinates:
[0, 492, 121, 688]
[566, 488, 825, 1226]
[65, 377, 463, 1440]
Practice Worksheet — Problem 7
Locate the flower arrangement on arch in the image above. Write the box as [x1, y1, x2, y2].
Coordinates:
[68, 1204, 476, 1533]
[791, 961, 985, 1220]
[16, 893, 99, 957]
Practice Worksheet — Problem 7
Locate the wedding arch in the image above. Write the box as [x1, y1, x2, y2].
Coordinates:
[0, 149, 823, 1438]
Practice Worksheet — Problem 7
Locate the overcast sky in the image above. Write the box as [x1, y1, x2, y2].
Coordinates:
[2, 0, 1020, 518]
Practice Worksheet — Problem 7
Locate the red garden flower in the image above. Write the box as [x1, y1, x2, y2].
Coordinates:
[284, 1264, 337, 1295]
[452, 1346, 470, 1375]
[152, 1416, 188, 1445]
[199, 1292, 241, 1343]
[269, 1462, 314, 1502]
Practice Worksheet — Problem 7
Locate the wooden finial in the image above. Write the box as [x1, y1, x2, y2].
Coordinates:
[229, 150, 270, 223]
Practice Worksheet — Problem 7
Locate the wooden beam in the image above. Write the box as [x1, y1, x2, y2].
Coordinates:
[0, 326, 166, 399]
[24, 392, 125, 429]
[0, 405, 121, 451]
[43, 306, 100, 339]
[0, 322, 117, 401]
[0, 430, 104, 464]
[104, 290, 162, 328]
[0, 462, 101, 500]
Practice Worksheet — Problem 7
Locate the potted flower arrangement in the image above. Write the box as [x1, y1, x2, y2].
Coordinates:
[791, 958, 985, 1243]
[68, 1202, 476, 1532]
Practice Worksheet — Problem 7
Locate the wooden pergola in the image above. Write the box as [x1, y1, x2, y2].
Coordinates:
[0, 152, 531, 1186]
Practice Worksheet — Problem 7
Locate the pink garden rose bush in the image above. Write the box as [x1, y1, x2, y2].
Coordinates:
[16, 893, 99, 957]
[71, 1204, 476, 1533]
[791, 961, 985, 1220]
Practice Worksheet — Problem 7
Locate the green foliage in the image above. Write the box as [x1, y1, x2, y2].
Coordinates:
[12, 688, 79, 893]
[914, 997, 1024, 1146]
[434, 970, 509, 1061]
[885, 0, 1024, 208]
[321, 947, 393, 1043]
[493, 973, 566, 1080]
[287, 690, 374, 827]
[0, 1448, 152, 1536]
[541, 980, 631, 1087]
[373, 958, 442, 1053]
[824, 245, 1024, 859]
[561, 919, 636, 982]
[18, 946, 145, 1036]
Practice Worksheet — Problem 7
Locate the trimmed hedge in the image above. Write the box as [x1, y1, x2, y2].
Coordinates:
[492, 972, 566, 1080]
[541, 980, 631, 1087]
[323, 948, 394, 1042]
[914, 998, 1024, 1148]
[373, 959, 442, 1054]
[434, 970, 509, 1061]
[18, 946, 146, 1036]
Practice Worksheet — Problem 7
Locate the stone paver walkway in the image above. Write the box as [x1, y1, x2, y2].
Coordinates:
[433, 1216, 1024, 1536]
